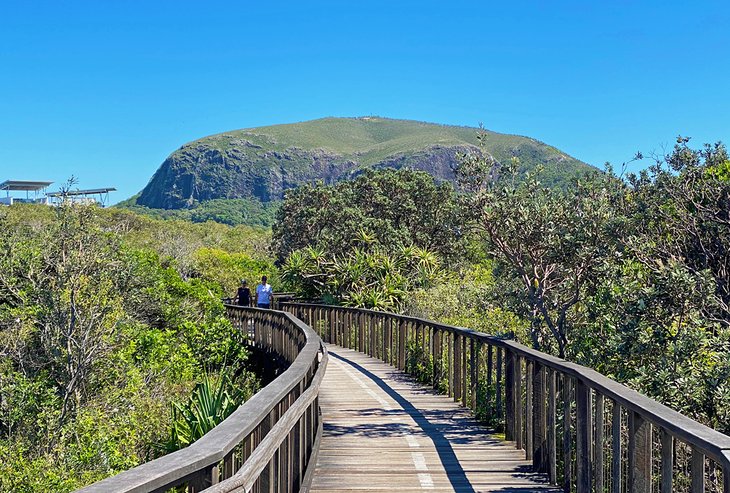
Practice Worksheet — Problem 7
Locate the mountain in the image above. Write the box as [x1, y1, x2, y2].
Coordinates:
[121, 117, 594, 225]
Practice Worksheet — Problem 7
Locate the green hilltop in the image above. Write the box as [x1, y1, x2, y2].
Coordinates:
[120, 117, 594, 226]
[193, 116, 573, 167]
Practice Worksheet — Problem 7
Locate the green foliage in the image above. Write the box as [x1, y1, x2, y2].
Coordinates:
[571, 138, 730, 432]
[96, 207, 273, 286]
[575, 258, 730, 431]
[193, 247, 277, 297]
[456, 148, 626, 356]
[281, 244, 443, 310]
[457, 136, 730, 433]
[117, 197, 279, 227]
[405, 337, 434, 386]
[160, 370, 254, 453]
[0, 204, 261, 491]
[273, 168, 465, 264]
[404, 263, 530, 344]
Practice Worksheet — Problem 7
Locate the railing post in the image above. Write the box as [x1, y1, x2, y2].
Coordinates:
[223, 450, 235, 481]
[329, 307, 335, 344]
[496, 347, 503, 430]
[660, 428, 673, 493]
[381, 315, 387, 362]
[359, 312, 365, 354]
[432, 327, 441, 389]
[595, 394, 605, 493]
[461, 335, 468, 407]
[611, 402, 622, 493]
[486, 345, 493, 412]
[563, 376, 573, 493]
[447, 331, 454, 398]
[367, 313, 377, 358]
[385, 316, 392, 365]
[526, 360, 533, 460]
[345, 310, 351, 349]
[547, 369, 557, 484]
[398, 319, 406, 370]
[628, 411, 651, 493]
[514, 355, 523, 451]
[470, 339, 478, 412]
[533, 362, 547, 474]
[692, 447, 705, 493]
[453, 333, 461, 402]
[575, 380, 591, 493]
[505, 349, 515, 442]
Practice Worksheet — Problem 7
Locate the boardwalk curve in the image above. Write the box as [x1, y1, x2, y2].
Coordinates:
[77, 301, 730, 493]
[311, 345, 559, 492]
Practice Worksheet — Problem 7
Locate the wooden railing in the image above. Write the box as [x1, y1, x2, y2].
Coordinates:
[283, 302, 730, 493]
[77, 306, 327, 493]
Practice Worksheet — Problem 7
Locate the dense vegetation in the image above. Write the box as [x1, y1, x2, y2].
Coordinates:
[273, 168, 464, 262]
[3, 131, 730, 490]
[120, 117, 593, 226]
[0, 205, 276, 491]
[277, 137, 730, 435]
[117, 195, 278, 227]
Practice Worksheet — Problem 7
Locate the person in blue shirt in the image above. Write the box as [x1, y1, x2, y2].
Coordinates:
[256, 275, 273, 309]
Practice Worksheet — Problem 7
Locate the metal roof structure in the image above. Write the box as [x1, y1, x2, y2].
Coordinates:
[0, 180, 53, 191]
[0, 181, 117, 207]
[46, 187, 117, 197]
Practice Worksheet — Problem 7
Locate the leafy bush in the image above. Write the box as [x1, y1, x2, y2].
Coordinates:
[281, 243, 443, 310]
[160, 370, 255, 453]
[272, 168, 465, 264]
[0, 204, 261, 491]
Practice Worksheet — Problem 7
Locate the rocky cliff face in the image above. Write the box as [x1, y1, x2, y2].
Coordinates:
[137, 141, 357, 209]
[132, 117, 591, 210]
[136, 142, 476, 210]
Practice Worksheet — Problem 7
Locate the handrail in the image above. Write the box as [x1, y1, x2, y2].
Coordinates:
[77, 306, 327, 493]
[283, 302, 730, 493]
[206, 349, 328, 493]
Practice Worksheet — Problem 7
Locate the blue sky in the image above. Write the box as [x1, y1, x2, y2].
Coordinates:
[1, 1, 728, 202]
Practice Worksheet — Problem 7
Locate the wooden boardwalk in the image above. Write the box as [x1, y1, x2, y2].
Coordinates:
[308, 344, 561, 493]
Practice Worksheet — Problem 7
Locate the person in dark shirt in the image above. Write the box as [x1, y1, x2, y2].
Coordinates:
[236, 279, 251, 306]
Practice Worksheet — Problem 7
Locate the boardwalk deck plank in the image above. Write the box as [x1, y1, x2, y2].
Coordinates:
[308, 345, 561, 493]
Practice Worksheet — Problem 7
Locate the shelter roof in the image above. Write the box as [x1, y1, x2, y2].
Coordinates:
[0, 180, 53, 191]
[47, 187, 117, 197]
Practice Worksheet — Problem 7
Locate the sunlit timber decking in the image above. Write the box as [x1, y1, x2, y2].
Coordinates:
[311, 344, 559, 492]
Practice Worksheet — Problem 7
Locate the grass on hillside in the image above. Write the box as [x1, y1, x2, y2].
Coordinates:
[197, 117, 580, 167]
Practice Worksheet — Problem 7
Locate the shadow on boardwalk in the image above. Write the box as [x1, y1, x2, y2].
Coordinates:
[329, 350, 476, 492]
[314, 348, 558, 493]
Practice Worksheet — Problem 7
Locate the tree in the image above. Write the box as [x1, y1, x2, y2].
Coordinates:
[0, 203, 129, 429]
[628, 138, 730, 324]
[0, 203, 260, 489]
[456, 152, 626, 357]
[574, 138, 730, 432]
[280, 242, 442, 310]
[271, 168, 464, 264]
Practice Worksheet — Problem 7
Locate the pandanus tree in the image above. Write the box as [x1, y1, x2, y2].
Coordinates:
[281, 242, 443, 310]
